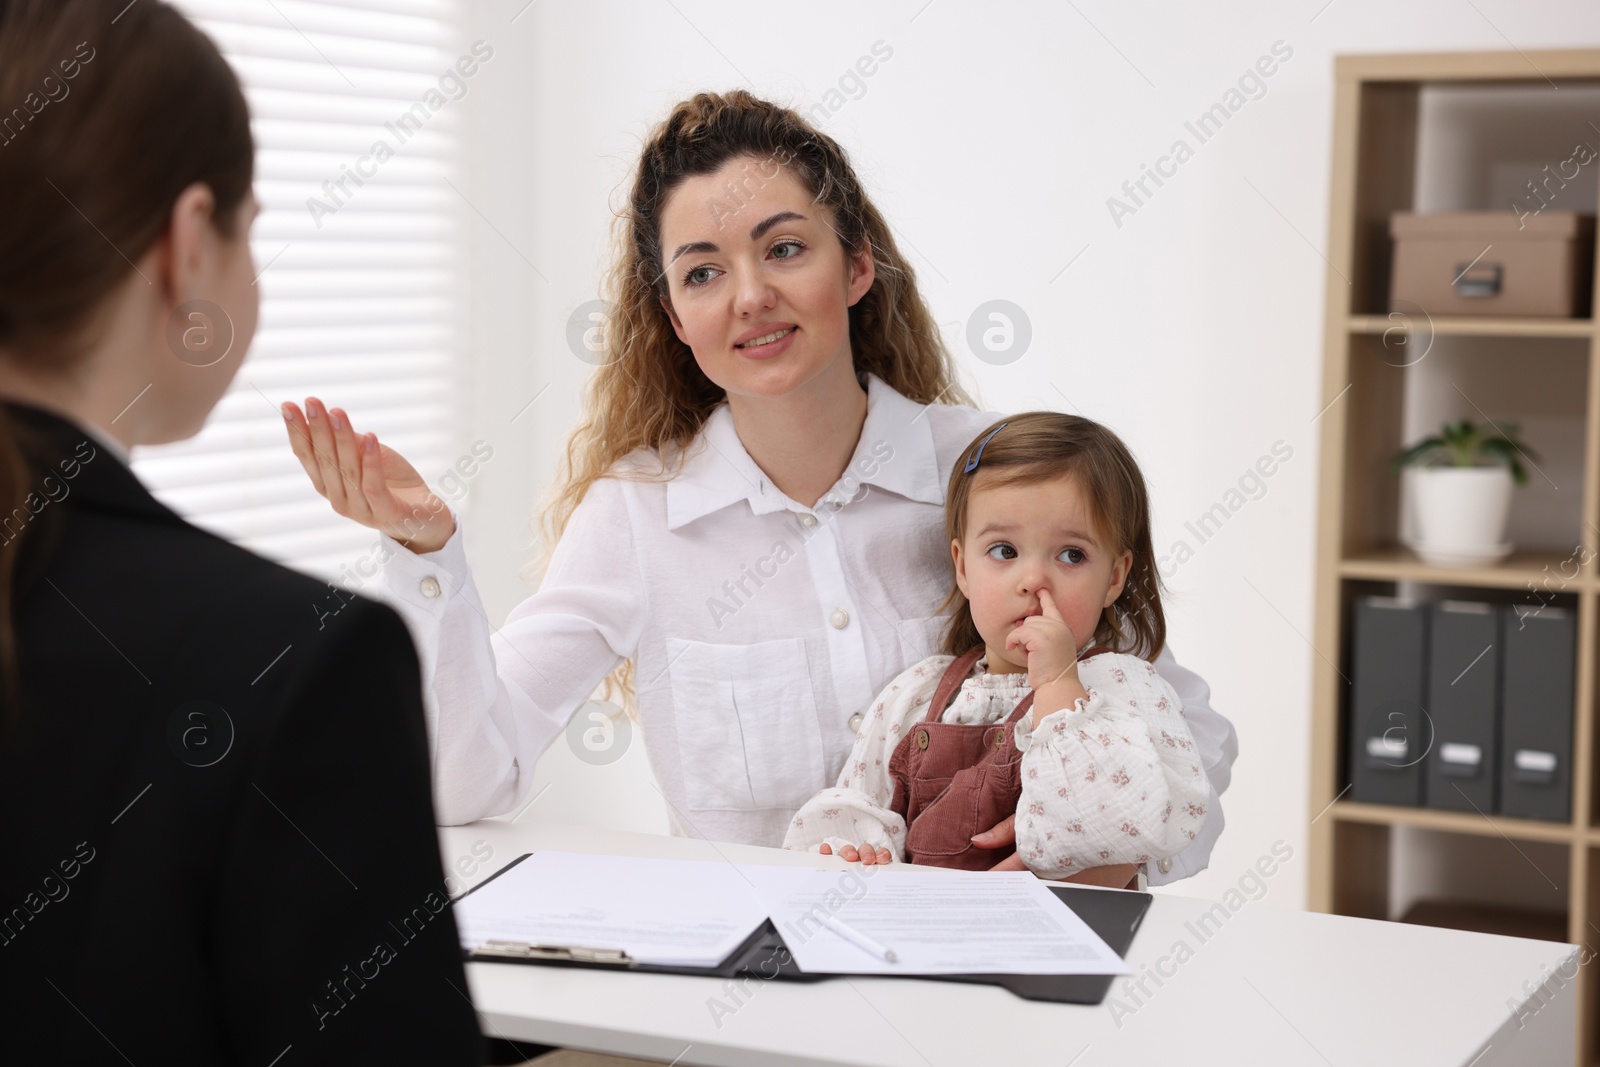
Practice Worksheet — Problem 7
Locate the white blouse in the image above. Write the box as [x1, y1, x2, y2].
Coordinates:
[373, 372, 1239, 885]
[781, 652, 1211, 879]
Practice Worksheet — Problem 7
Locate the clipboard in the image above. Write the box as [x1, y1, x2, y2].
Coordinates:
[454, 853, 1152, 1005]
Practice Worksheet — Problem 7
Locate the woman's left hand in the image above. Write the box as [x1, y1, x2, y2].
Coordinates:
[1061, 863, 1141, 890]
[972, 814, 1026, 869]
[972, 816, 1140, 887]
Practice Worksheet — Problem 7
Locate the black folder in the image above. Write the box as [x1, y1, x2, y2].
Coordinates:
[1500, 606, 1576, 822]
[1348, 596, 1429, 806]
[1424, 600, 1499, 813]
[455, 853, 1152, 1005]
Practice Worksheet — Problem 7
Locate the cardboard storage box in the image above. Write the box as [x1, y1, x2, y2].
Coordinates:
[1389, 211, 1594, 318]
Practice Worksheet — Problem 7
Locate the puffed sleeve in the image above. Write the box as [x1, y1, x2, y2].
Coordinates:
[375, 476, 646, 825]
[1147, 642, 1236, 884]
[781, 656, 949, 860]
[1013, 654, 1210, 880]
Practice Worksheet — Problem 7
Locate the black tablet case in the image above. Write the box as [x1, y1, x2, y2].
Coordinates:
[455, 853, 1152, 1005]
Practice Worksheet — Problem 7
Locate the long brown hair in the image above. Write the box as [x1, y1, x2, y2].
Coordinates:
[937, 413, 1168, 662]
[0, 0, 253, 731]
[537, 89, 976, 708]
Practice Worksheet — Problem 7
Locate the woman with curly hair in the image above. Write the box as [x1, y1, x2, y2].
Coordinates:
[283, 89, 1236, 889]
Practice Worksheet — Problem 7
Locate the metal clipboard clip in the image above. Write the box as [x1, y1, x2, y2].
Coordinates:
[470, 940, 634, 965]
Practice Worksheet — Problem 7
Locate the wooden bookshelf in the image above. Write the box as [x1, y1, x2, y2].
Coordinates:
[1337, 546, 1588, 589]
[1331, 800, 1579, 845]
[1348, 314, 1595, 339]
[1401, 899, 1570, 943]
[1308, 50, 1600, 1066]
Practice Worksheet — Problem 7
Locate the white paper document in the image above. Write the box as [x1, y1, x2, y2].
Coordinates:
[736, 864, 1131, 976]
[454, 852, 1131, 977]
[452, 851, 768, 967]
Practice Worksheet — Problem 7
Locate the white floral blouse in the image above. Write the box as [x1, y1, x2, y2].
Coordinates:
[780, 651, 1212, 879]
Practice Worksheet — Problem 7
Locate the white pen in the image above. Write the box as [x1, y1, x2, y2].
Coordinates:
[816, 911, 899, 964]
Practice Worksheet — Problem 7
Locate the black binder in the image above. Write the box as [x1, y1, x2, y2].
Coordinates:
[455, 853, 1152, 1005]
[1348, 596, 1429, 806]
[1500, 606, 1576, 822]
[1424, 600, 1499, 813]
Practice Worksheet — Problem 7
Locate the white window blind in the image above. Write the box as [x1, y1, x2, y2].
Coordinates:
[134, 0, 464, 581]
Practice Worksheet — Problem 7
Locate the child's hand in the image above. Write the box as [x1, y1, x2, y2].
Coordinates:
[1005, 588, 1079, 693]
[819, 842, 893, 865]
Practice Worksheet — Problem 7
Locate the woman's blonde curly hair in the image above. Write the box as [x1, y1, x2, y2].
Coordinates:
[530, 89, 976, 711]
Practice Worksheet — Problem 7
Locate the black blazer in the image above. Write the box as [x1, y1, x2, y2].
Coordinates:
[0, 403, 484, 1065]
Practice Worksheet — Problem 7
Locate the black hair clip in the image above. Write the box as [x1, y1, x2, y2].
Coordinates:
[963, 422, 1007, 474]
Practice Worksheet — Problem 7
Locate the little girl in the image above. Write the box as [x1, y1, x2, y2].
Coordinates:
[782, 412, 1210, 881]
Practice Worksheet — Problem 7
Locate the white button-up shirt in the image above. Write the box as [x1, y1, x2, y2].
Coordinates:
[377, 373, 1238, 885]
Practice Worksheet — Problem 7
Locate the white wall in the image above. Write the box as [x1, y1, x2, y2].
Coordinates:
[450, 0, 1600, 907]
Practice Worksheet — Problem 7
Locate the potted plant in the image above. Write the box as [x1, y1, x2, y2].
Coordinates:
[1389, 418, 1536, 567]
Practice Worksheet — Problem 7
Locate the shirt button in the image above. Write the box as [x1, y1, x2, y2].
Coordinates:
[848, 712, 863, 732]
[799, 513, 817, 527]
[1157, 857, 1173, 874]
[419, 576, 442, 599]
[829, 608, 849, 629]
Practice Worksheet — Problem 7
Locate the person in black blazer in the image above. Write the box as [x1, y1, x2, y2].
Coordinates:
[0, 2, 487, 1063]
[0, 402, 486, 1065]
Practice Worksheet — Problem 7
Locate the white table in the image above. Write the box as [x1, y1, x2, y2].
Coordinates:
[439, 820, 1578, 1067]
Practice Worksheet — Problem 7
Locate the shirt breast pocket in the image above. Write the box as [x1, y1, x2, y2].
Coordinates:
[665, 636, 826, 812]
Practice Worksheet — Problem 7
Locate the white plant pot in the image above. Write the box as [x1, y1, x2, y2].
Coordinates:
[1410, 466, 1515, 566]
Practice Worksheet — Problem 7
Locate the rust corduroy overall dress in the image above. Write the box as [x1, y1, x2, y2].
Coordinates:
[887, 645, 1111, 871]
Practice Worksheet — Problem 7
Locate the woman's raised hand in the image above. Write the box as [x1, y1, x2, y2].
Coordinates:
[281, 397, 456, 554]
